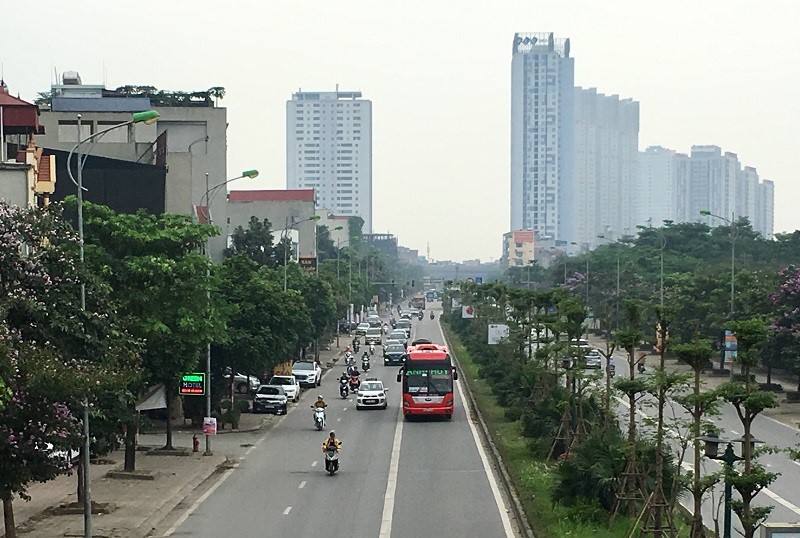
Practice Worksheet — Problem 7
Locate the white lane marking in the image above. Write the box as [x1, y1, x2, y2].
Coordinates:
[283, 506, 292, 515]
[379, 404, 404, 537]
[763, 414, 800, 433]
[343, 407, 348, 411]
[162, 466, 236, 536]
[438, 322, 515, 537]
[311, 460, 317, 467]
[299, 481, 306, 489]
[618, 396, 800, 518]
[337, 417, 341, 422]
[793, 461, 800, 468]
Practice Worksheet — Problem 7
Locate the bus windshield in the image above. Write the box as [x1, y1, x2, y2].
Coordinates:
[404, 367, 453, 395]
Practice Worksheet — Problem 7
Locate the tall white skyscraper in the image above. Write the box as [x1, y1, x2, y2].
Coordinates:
[510, 33, 574, 241]
[689, 145, 738, 227]
[286, 90, 373, 232]
[637, 146, 689, 227]
[573, 87, 639, 247]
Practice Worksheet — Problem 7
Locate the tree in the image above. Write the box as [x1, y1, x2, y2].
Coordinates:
[225, 215, 285, 268]
[315, 225, 338, 262]
[771, 265, 800, 391]
[0, 201, 139, 536]
[673, 340, 721, 538]
[79, 202, 225, 453]
[718, 317, 777, 538]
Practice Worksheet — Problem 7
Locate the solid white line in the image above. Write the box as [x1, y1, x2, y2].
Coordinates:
[311, 460, 317, 467]
[793, 461, 800, 468]
[438, 322, 515, 538]
[162, 466, 235, 536]
[299, 480, 306, 489]
[283, 506, 292, 515]
[378, 404, 404, 537]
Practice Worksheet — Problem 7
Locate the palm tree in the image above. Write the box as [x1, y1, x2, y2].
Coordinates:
[208, 87, 226, 106]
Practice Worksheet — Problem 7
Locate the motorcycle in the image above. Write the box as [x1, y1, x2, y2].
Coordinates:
[637, 362, 646, 374]
[361, 356, 370, 372]
[339, 377, 349, 398]
[349, 374, 361, 393]
[324, 445, 339, 475]
[353, 341, 360, 353]
[312, 407, 326, 431]
[418, 312, 424, 321]
[608, 364, 616, 378]
[369, 343, 375, 355]
[344, 352, 354, 366]
[429, 311, 435, 320]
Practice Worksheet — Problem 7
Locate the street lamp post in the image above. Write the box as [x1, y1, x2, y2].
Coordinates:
[283, 215, 321, 291]
[700, 210, 737, 370]
[67, 110, 160, 538]
[699, 432, 757, 538]
[199, 169, 259, 457]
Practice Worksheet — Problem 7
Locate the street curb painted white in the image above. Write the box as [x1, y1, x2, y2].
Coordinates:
[439, 321, 527, 538]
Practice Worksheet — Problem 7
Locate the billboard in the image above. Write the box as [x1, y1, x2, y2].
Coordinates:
[298, 257, 317, 272]
[461, 305, 475, 319]
[513, 230, 535, 244]
[723, 330, 738, 365]
[488, 324, 510, 345]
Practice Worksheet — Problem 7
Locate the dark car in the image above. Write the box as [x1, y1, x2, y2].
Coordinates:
[383, 343, 407, 366]
[252, 385, 288, 415]
[411, 338, 432, 346]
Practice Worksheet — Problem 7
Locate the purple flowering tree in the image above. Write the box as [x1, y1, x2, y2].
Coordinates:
[0, 201, 140, 537]
[771, 265, 800, 393]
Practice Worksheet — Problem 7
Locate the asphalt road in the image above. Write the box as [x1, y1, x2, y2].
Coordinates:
[161, 305, 516, 537]
[603, 343, 800, 535]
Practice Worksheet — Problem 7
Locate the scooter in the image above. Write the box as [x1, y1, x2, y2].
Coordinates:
[339, 377, 349, 398]
[312, 407, 326, 431]
[361, 356, 371, 372]
[608, 364, 616, 378]
[637, 362, 646, 374]
[369, 343, 376, 355]
[429, 311, 435, 320]
[324, 445, 339, 475]
[344, 353, 354, 366]
[353, 341, 360, 353]
[349, 374, 361, 393]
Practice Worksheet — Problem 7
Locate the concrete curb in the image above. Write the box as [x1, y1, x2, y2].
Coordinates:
[130, 453, 227, 538]
[442, 327, 535, 538]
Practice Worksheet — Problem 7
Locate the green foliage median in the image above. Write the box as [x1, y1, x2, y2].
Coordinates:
[443, 324, 637, 538]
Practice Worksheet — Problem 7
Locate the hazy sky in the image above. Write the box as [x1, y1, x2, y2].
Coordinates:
[3, 1, 798, 261]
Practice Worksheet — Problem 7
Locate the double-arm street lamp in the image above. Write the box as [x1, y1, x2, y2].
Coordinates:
[199, 169, 259, 457]
[283, 215, 321, 291]
[700, 210, 737, 369]
[67, 109, 159, 538]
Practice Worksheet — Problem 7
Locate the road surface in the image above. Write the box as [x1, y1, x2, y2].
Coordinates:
[159, 305, 517, 537]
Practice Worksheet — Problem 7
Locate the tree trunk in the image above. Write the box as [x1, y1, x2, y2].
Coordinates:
[627, 345, 637, 518]
[691, 369, 706, 537]
[742, 364, 754, 538]
[3, 493, 16, 538]
[164, 390, 174, 450]
[653, 331, 667, 533]
[76, 449, 85, 503]
[124, 418, 137, 472]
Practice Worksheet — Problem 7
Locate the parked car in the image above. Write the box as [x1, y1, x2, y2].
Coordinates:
[383, 343, 407, 366]
[223, 367, 260, 394]
[252, 385, 288, 415]
[338, 319, 358, 333]
[267, 375, 300, 402]
[355, 322, 370, 336]
[292, 360, 322, 388]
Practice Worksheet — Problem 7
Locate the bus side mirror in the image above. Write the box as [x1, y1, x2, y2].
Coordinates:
[452, 368, 458, 381]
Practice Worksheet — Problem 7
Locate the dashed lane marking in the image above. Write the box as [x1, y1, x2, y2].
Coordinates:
[283, 506, 292, 515]
[299, 481, 306, 489]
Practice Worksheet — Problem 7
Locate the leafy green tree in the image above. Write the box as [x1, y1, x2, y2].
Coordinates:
[315, 225, 338, 262]
[79, 201, 226, 452]
[225, 215, 286, 268]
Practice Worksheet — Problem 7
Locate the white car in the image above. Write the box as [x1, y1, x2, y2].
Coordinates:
[268, 375, 300, 402]
[583, 349, 603, 369]
[356, 378, 388, 410]
[355, 322, 370, 336]
[292, 360, 322, 388]
[223, 367, 260, 394]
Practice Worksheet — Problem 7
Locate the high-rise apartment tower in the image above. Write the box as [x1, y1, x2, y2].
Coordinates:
[286, 90, 373, 232]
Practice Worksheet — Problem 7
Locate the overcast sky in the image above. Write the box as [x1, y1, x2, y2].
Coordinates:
[3, 1, 798, 261]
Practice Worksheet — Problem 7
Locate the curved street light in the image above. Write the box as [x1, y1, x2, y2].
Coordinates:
[198, 169, 259, 458]
[700, 210, 737, 371]
[65, 109, 158, 538]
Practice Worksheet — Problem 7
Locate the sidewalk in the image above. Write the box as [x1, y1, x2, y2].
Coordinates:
[6, 344, 345, 538]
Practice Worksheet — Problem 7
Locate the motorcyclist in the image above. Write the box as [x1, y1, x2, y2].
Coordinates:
[339, 371, 349, 384]
[322, 430, 342, 453]
[312, 395, 328, 409]
[430, 311, 435, 320]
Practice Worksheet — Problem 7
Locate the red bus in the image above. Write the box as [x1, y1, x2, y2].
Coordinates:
[396, 343, 458, 420]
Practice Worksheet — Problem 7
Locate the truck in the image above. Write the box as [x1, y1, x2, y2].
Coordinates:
[410, 294, 426, 310]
